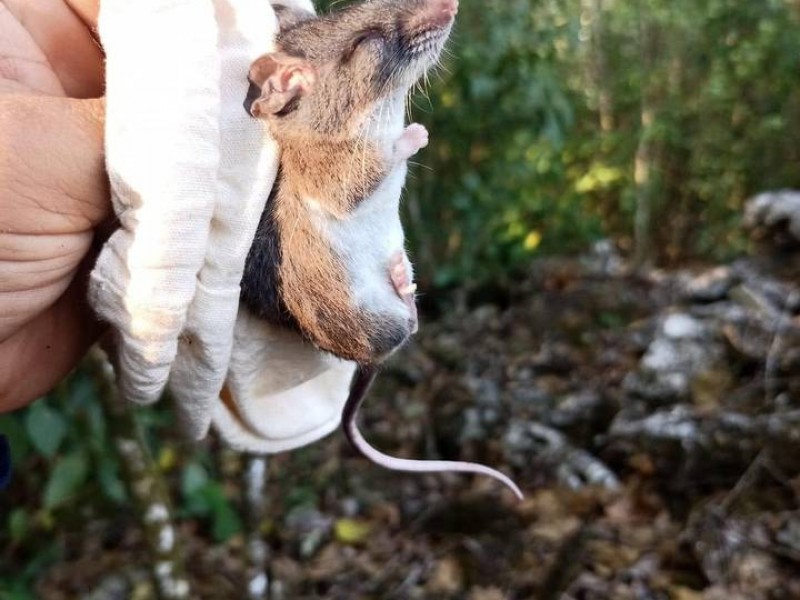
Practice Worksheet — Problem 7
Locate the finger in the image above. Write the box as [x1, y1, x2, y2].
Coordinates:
[0, 264, 100, 412]
[0, 95, 108, 234]
[2, 0, 104, 98]
[65, 0, 100, 31]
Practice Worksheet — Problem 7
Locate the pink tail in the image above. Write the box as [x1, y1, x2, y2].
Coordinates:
[342, 366, 523, 500]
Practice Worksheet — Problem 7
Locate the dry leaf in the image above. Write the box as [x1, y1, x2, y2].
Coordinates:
[426, 555, 464, 595]
[334, 518, 371, 545]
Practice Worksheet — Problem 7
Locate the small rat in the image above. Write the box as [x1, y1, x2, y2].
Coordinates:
[241, 0, 434, 363]
[241, 0, 522, 499]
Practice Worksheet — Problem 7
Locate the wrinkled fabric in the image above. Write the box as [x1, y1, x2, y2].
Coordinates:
[91, 0, 355, 453]
[213, 309, 356, 453]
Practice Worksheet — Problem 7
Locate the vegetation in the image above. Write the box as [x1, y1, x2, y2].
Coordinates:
[3, 0, 800, 597]
[405, 0, 800, 286]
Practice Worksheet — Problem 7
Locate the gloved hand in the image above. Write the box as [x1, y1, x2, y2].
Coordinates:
[90, 0, 357, 451]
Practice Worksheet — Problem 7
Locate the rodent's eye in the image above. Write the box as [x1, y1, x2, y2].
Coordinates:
[348, 29, 384, 58]
[356, 29, 383, 45]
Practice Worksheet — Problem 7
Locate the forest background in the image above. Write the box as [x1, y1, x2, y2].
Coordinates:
[2, 0, 799, 598]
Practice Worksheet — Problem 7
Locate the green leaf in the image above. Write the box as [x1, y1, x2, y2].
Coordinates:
[181, 462, 213, 516]
[0, 415, 30, 463]
[84, 401, 107, 454]
[43, 451, 88, 509]
[98, 458, 126, 504]
[0, 581, 37, 600]
[8, 509, 29, 542]
[67, 372, 97, 409]
[181, 462, 209, 497]
[25, 403, 67, 458]
[206, 484, 242, 543]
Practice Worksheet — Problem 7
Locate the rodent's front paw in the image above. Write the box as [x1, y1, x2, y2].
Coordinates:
[394, 123, 429, 161]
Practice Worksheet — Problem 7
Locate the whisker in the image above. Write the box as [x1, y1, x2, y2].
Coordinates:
[407, 161, 433, 172]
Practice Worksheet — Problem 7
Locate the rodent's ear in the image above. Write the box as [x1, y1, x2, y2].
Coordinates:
[272, 4, 315, 31]
[247, 53, 315, 117]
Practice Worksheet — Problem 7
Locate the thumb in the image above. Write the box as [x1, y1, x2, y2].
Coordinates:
[2, 0, 104, 98]
[66, 0, 100, 30]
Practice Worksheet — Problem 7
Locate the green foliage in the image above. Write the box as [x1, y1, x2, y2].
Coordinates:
[181, 461, 243, 542]
[0, 371, 126, 593]
[42, 451, 89, 510]
[397, 0, 800, 287]
[405, 0, 587, 289]
[0, 368, 238, 591]
[24, 403, 66, 458]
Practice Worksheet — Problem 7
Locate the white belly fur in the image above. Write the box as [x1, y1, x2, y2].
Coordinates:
[326, 164, 412, 322]
[311, 97, 413, 325]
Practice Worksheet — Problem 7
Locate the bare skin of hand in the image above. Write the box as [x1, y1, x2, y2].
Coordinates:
[0, 0, 108, 411]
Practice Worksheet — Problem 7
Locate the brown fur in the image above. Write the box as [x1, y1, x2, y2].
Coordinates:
[274, 135, 389, 363]
[279, 135, 387, 216]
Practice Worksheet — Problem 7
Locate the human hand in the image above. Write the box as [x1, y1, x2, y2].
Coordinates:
[0, 0, 109, 411]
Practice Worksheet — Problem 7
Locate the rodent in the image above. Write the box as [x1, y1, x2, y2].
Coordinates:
[241, 0, 522, 500]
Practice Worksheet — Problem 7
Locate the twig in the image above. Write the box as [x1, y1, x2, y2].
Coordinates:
[242, 454, 270, 600]
[89, 347, 191, 600]
[717, 450, 767, 515]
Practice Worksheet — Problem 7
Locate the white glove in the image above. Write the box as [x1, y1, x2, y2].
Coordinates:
[90, 0, 355, 452]
[212, 309, 356, 453]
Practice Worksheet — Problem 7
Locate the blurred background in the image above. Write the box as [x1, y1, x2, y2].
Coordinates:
[2, 0, 800, 598]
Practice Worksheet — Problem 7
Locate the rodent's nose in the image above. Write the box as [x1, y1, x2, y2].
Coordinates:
[428, 0, 458, 26]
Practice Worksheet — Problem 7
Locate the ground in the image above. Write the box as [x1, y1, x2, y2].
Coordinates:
[29, 252, 800, 599]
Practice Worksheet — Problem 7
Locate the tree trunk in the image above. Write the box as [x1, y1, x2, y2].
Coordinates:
[633, 1, 660, 268]
[581, 0, 614, 132]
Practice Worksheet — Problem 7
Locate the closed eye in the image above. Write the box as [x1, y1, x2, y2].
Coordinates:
[355, 29, 383, 45]
[343, 28, 384, 61]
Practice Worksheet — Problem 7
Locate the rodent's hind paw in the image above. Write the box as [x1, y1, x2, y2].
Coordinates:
[389, 250, 419, 333]
[394, 123, 429, 161]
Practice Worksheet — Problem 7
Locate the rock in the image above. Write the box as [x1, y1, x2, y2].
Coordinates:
[582, 238, 625, 276]
[732, 261, 800, 313]
[745, 190, 800, 248]
[630, 313, 730, 405]
[661, 313, 706, 340]
[606, 406, 800, 478]
[682, 266, 736, 303]
[544, 391, 615, 445]
[609, 406, 702, 446]
[504, 420, 619, 489]
[84, 573, 135, 600]
[622, 370, 683, 405]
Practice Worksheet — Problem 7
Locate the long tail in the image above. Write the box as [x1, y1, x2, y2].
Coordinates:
[342, 365, 524, 500]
